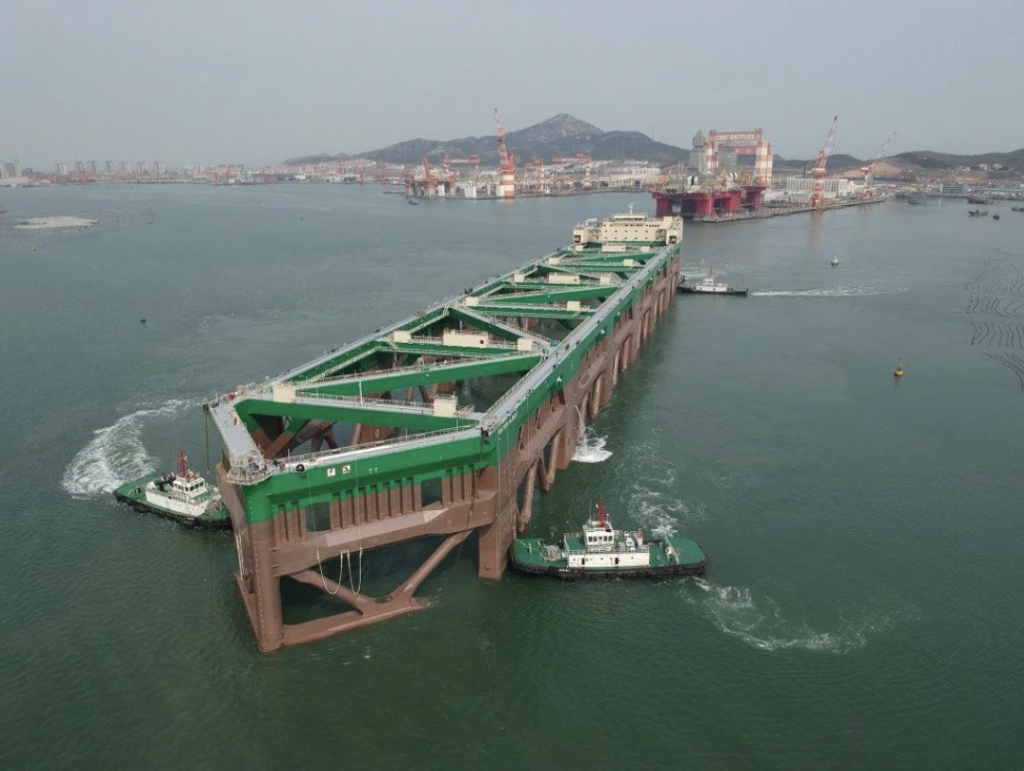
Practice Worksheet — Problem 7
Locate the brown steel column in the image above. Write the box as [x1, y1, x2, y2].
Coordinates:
[251, 520, 284, 652]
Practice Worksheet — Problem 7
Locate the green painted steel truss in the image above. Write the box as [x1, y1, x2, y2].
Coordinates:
[206, 225, 682, 524]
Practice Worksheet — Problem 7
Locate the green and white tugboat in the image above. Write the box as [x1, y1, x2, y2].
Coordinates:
[113, 451, 230, 529]
[510, 502, 707, 579]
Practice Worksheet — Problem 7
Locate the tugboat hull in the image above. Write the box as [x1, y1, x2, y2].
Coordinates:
[510, 557, 708, 580]
[677, 286, 748, 296]
[510, 532, 708, 580]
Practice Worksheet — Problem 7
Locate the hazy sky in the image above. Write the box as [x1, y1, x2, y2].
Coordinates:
[5, 0, 1023, 168]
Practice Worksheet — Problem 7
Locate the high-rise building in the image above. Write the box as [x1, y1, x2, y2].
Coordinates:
[136, 161, 146, 175]
[75, 160, 85, 175]
[119, 161, 130, 173]
[154, 160, 165, 175]
[87, 160, 98, 175]
[105, 160, 113, 174]
[55, 163, 68, 176]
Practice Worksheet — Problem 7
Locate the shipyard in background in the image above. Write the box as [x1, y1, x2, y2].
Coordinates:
[4, 112, 1023, 212]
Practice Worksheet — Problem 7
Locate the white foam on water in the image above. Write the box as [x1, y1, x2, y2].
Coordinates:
[627, 486, 708, 539]
[752, 286, 908, 298]
[622, 441, 707, 538]
[62, 398, 197, 498]
[685, 578, 901, 653]
[572, 427, 612, 463]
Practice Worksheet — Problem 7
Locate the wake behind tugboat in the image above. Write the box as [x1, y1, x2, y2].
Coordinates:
[510, 501, 707, 579]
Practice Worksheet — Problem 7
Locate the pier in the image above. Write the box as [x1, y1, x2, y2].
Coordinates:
[208, 218, 682, 651]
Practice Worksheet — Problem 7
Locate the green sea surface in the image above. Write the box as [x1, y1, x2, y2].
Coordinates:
[0, 185, 1020, 769]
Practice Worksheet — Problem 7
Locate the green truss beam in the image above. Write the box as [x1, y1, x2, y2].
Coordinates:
[470, 304, 594, 321]
[291, 340, 382, 382]
[235, 398, 474, 433]
[448, 306, 531, 343]
[386, 341, 525, 359]
[294, 354, 542, 397]
[482, 285, 618, 304]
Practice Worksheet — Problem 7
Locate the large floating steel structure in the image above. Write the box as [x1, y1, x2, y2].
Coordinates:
[208, 212, 683, 651]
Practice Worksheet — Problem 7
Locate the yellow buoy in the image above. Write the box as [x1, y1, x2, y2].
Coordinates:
[894, 359, 904, 378]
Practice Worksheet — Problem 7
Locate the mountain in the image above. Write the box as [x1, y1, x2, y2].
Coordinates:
[773, 153, 864, 172]
[774, 149, 1024, 176]
[888, 149, 1024, 170]
[283, 114, 688, 167]
[282, 152, 348, 165]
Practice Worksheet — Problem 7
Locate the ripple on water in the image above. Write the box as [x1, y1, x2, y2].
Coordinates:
[622, 440, 707, 538]
[751, 286, 909, 298]
[61, 398, 198, 498]
[683, 577, 916, 653]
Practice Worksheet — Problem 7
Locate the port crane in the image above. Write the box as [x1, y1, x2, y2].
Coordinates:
[809, 115, 839, 209]
[494, 108, 516, 197]
[860, 131, 897, 200]
[494, 109, 515, 173]
[422, 157, 436, 191]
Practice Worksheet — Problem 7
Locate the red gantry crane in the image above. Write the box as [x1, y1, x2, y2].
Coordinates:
[494, 108, 516, 198]
[809, 115, 839, 209]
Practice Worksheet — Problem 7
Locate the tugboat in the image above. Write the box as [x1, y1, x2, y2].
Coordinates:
[113, 451, 230, 529]
[678, 268, 748, 296]
[510, 501, 707, 580]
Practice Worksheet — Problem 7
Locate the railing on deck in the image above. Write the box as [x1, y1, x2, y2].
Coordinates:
[223, 425, 475, 486]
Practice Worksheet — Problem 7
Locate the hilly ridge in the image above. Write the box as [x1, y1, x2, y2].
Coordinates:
[284, 114, 689, 166]
[283, 114, 1024, 176]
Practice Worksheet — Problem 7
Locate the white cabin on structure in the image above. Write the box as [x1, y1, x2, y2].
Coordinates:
[564, 509, 652, 570]
[572, 206, 682, 251]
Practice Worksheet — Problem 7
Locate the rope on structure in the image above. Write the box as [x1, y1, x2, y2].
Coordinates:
[315, 547, 342, 596]
[346, 547, 364, 595]
[308, 467, 344, 596]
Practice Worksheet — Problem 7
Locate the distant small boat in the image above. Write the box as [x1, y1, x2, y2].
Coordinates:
[894, 359, 904, 378]
[407, 198, 420, 206]
[968, 209, 989, 218]
[993, 213, 1001, 220]
[831, 257, 840, 266]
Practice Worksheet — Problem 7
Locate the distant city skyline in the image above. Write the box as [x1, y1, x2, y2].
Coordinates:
[5, 0, 1023, 170]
